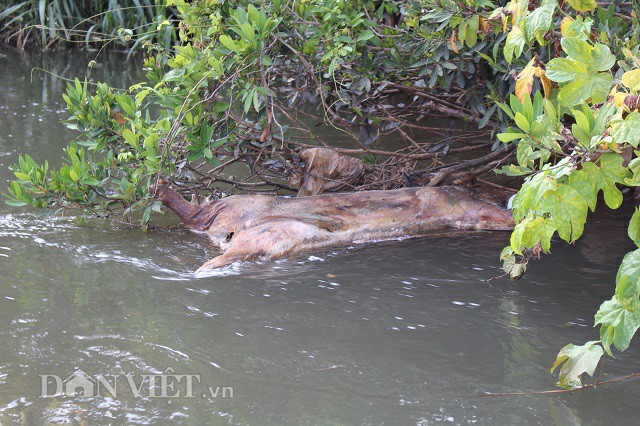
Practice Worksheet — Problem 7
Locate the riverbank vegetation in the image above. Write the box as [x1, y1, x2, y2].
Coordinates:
[4, 0, 640, 388]
[0, 0, 174, 50]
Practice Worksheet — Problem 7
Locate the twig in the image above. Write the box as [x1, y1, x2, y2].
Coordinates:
[479, 372, 640, 398]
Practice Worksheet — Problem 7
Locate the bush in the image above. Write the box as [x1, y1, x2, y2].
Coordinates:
[0, 0, 175, 50]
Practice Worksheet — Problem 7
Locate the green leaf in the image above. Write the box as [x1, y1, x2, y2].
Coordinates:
[200, 124, 214, 145]
[214, 102, 230, 114]
[219, 35, 239, 52]
[612, 113, 640, 148]
[356, 30, 375, 43]
[497, 132, 528, 143]
[629, 208, 640, 247]
[595, 296, 640, 354]
[551, 341, 604, 388]
[80, 178, 100, 186]
[13, 172, 31, 181]
[524, 4, 556, 44]
[510, 215, 556, 255]
[5, 198, 28, 207]
[542, 184, 587, 242]
[514, 112, 531, 133]
[615, 249, 640, 309]
[504, 26, 525, 64]
[559, 74, 613, 106]
[142, 205, 153, 229]
[546, 38, 615, 106]
[69, 170, 80, 182]
[511, 171, 558, 220]
[568, 169, 598, 211]
[579, 154, 630, 209]
[464, 15, 479, 48]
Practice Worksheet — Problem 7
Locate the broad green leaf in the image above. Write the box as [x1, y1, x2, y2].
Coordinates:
[568, 169, 598, 211]
[551, 341, 603, 388]
[595, 296, 640, 354]
[545, 58, 581, 83]
[510, 215, 556, 255]
[592, 44, 617, 72]
[546, 38, 615, 106]
[597, 153, 631, 208]
[580, 153, 630, 209]
[557, 73, 612, 106]
[615, 249, 640, 309]
[524, 4, 555, 44]
[562, 38, 595, 67]
[612, 112, 640, 148]
[511, 171, 557, 220]
[542, 184, 587, 242]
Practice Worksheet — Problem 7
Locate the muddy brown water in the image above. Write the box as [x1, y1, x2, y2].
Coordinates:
[1, 47, 640, 425]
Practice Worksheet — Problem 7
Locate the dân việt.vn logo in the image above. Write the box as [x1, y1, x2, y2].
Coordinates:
[40, 368, 233, 403]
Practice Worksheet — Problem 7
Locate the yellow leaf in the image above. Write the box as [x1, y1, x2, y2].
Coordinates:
[614, 92, 628, 107]
[566, 0, 597, 13]
[69, 170, 80, 182]
[560, 17, 574, 37]
[515, 59, 536, 102]
[479, 16, 490, 33]
[534, 66, 552, 99]
[622, 69, 640, 92]
[450, 32, 459, 54]
[510, 0, 528, 26]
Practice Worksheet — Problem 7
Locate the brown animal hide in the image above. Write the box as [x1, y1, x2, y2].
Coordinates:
[152, 183, 514, 272]
[289, 147, 365, 196]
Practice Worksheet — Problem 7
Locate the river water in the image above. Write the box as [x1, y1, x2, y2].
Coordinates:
[1, 47, 640, 425]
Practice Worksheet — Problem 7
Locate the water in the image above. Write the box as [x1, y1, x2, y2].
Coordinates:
[1, 47, 640, 425]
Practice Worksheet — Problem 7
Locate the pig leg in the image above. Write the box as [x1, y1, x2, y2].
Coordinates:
[195, 219, 321, 272]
